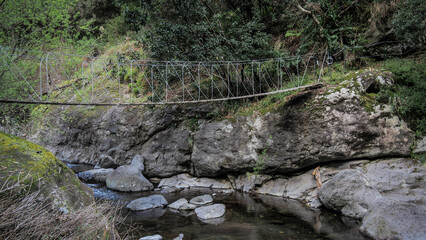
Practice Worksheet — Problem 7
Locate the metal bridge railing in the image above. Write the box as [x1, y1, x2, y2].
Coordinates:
[0, 46, 329, 105]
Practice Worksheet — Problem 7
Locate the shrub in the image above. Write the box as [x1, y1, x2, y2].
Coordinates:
[392, 0, 426, 44]
[384, 58, 426, 135]
[254, 149, 268, 175]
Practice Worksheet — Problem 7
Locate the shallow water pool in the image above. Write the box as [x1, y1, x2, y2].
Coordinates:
[87, 183, 366, 240]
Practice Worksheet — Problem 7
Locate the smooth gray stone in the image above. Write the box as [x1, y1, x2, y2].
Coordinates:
[127, 195, 168, 211]
[195, 204, 226, 220]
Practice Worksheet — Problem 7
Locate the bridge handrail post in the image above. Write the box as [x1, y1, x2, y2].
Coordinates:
[91, 57, 100, 103]
[39, 57, 45, 101]
[198, 62, 202, 100]
[251, 61, 255, 94]
[151, 65, 155, 103]
[130, 60, 134, 102]
[257, 61, 261, 94]
[181, 63, 185, 102]
[227, 62, 231, 98]
[166, 61, 169, 102]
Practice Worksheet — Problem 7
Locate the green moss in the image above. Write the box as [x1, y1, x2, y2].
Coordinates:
[360, 92, 378, 113]
[0, 131, 62, 181]
[0, 131, 94, 211]
[185, 118, 200, 132]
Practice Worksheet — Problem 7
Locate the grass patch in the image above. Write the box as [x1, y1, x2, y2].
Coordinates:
[0, 181, 127, 240]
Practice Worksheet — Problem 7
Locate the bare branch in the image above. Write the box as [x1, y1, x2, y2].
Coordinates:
[296, 4, 324, 34]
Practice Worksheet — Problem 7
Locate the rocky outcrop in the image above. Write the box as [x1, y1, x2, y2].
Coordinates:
[318, 160, 426, 240]
[360, 198, 426, 240]
[27, 69, 425, 239]
[32, 69, 413, 178]
[319, 169, 382, 219]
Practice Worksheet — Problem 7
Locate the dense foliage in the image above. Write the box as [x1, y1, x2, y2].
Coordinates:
[0, 0, 424, 134]
[392, 0, 426, 44]
[116, 0, 287, 61]
[384, 59, 426, 135]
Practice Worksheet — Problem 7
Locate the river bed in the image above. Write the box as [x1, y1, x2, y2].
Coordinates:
[69, 163, 367, 240]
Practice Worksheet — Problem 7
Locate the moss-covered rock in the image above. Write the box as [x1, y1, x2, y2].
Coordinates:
[0, 131, 94, 213]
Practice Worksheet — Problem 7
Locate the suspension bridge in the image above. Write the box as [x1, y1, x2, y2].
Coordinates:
[0, 46, 331, 106]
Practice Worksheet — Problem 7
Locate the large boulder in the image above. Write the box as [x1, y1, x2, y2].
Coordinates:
[360, 198, 426, 240]
[191, 70, 413, 176]
[319, 169, 382, 219]
[0, 131, 94, 213]
[126, 195, 168, 211]
[32, 70, 413, 177]
[32, 106, 186, 168]
[360, 158, 426, 204]
[106, 165, 153, 192]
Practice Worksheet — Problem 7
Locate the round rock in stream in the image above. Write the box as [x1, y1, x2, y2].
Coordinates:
[168, 198, 188, 209]
[195, 204, 226, 220]
[127, 195, 168, 211]
[189, 194, 213, 206]
[106, 165, 153, 192]
[139, 235, 162, 240]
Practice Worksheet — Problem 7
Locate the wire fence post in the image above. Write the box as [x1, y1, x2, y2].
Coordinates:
[344, 46, 347, 74]
[151, 65, 154, 102]
[227, 62, 230, 98]
[251, 61, 255, 95]
[130, 60, 134, 102]
[90, 59, 94, 103]
[210, 64, 214, 100]
[165, 62, 169, 102]
[45, 54, 50, 101]
[182, 64, 185, 102]
[257, 62, 261, 94]
[235, 63, 239, 97]
[198, 62, 201, 100]
[39, 57, 44, 101]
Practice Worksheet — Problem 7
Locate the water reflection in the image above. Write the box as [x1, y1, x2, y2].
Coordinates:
[89, 184, 366, 240]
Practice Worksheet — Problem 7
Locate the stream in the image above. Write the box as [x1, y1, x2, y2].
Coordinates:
[68, 163, 367, 240]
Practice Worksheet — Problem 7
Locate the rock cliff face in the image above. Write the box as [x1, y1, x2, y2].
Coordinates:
[30, 69, 425, 240]
[32, 69, 413, 178]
